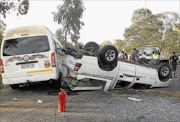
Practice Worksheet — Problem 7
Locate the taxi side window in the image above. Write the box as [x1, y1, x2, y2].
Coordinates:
[56, 43, 63, 56]
[51, 37, 63, 56]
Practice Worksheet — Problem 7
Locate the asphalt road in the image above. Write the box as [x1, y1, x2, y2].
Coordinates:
[0, 66, 180, 122]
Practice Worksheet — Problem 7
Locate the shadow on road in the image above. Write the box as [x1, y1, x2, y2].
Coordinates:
[16, 82, 57, 92]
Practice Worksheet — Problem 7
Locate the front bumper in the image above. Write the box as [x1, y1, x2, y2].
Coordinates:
[2, 72, 58, 85]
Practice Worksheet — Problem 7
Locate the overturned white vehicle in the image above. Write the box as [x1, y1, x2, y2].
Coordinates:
[61, 42, 171, 91]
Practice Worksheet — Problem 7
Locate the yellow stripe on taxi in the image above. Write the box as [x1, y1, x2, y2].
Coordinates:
[28, 69, 52, 74]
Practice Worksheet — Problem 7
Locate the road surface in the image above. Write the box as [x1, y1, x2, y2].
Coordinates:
[0, 66, 180, 122]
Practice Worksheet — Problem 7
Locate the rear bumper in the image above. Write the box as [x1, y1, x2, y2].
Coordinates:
[2, 72, 58, 85]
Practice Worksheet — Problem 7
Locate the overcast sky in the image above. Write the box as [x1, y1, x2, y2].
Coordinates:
[2, 0, 180, 44]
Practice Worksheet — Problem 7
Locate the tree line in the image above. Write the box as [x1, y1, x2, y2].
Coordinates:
[101, 8, 180, 58]
[0, 0, 179, 58]
[53, 1, 179, 57]
[0, 0, 29, 44]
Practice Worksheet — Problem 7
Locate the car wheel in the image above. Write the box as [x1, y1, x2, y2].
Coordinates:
[84, 42, 99, 55]
[100, 45, 118, 65]
[10, 84, 19, 89]
[158, 63, 171, 78]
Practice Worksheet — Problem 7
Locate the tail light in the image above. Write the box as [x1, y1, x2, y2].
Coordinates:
[51, 52, 56, 67]
[1, 59, 4, 73]
[74, 62, 82, 71]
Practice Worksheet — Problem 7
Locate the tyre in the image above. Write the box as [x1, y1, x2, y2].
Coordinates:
[158, 63, 171, 78]
[84, 42, 99, 55]
[10, 84, 19, 89]
[100, 45, 118, 65]
[54, 73, 62, 89]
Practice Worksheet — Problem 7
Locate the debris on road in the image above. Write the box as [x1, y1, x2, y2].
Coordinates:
[128, 97, 142, 102]
[13, 98, 18, 101]
[37, 100, 42, 103]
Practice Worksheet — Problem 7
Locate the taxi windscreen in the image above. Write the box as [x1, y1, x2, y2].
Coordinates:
[3, 36, 50, 56]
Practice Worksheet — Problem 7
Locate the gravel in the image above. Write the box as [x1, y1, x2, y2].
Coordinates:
[0, 85, 180, 122]
[0, 66, 180, 122]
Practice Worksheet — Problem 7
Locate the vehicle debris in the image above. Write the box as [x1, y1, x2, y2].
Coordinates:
[128, 97, 142, 102]
[13, 98, 18, 101]
[37, 100, 43, 103]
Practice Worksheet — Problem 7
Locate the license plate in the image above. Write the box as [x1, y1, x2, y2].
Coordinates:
[21, 64, 35, 69]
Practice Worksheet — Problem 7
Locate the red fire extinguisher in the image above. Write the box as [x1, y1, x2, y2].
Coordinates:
[58, 88, 67, 112]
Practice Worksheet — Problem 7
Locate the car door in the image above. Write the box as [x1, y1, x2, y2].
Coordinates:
[135, 66, 156, 85]
[117, 62, 136, 83]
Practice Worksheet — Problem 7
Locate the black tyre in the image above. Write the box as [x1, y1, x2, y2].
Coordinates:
[84, 42, 99, 55]
[158, 63, 171, 78]
[100, 45, 118, 65]
[10, 84, 19, 89]
[54, 73, 62, 89]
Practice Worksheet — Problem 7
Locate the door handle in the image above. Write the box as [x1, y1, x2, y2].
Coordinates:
[119, 75, 123, 78]
[136, 78, 140, 80]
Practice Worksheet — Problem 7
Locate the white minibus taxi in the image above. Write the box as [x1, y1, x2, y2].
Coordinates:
[0, 25, 64, 89]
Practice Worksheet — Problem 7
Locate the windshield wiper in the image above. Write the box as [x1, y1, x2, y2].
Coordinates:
[3, 53, 11, 56]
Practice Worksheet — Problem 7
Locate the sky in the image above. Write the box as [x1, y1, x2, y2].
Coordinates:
[1, 0, 180, 45]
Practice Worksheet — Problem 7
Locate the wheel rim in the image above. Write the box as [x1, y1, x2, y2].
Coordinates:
[105, 49, 115, 61]
[160, 66, 169, 77]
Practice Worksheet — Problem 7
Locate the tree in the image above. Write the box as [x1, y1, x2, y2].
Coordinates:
[162, 28, 179, 57]
[123, 8, 179, 57]
[162, 23, 180, 56]
[112, 39, 126, 52]
[0, 21, 6, 45]
[124, 14, 163, 49]
[131, 8, 152, 24]
[56, 23, 84, 50]
[0, 0, 29, 18]
[100, 40, 112, 48]
[0, 0, 29, 45]
[175, 24, 180, 55]
[53, 0, 85, 44]
[155, 12, 179, 55]
[156, 12, 179, 30]
[175, 24, 180, 33]
[73, 42, 84, 51]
